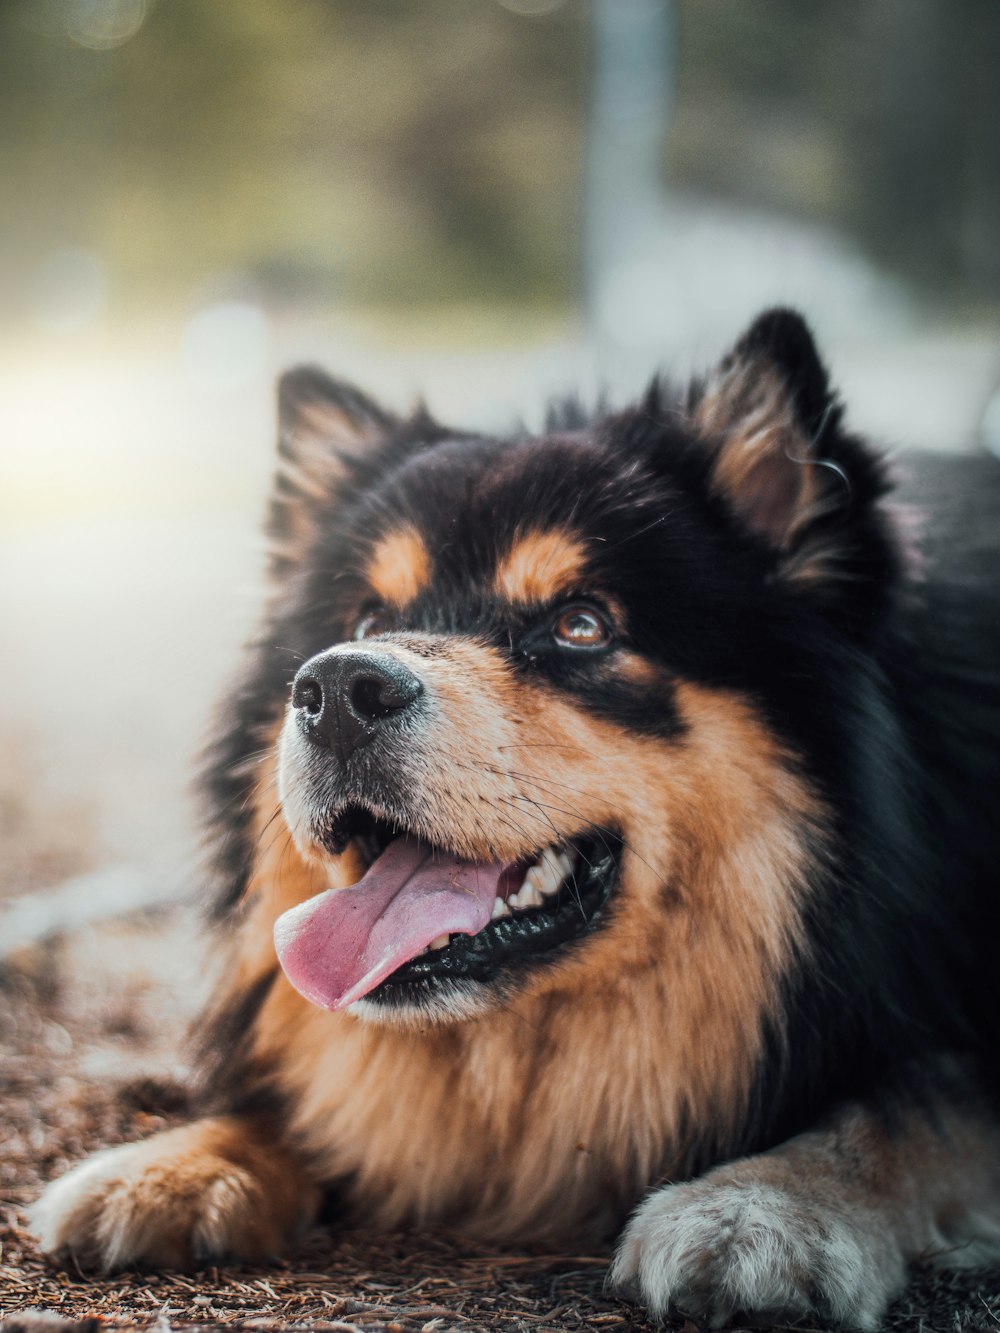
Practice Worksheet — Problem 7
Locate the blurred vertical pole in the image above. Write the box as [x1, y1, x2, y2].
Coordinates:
[582, 0, 675, 347]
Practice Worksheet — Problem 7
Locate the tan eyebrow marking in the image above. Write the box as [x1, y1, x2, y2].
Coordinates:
[365, 525, 432, 606]
[494, 527, 589, 605]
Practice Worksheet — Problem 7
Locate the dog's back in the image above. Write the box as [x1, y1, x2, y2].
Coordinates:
[894, 450, 1000, 1063]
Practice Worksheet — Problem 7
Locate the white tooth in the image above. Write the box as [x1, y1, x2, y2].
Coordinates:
[491, 896, 511, 920]
[523, 866, 543, 893]
[429, 933, 449, 951]
[532, 847, 568, 897]
[538, 858, 562, 896]
[519, 880, 544, 910]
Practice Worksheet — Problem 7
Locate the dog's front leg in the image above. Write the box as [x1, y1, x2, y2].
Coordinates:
[611, 1090, 1000, 1329]
[31, 1115, 320, 1270]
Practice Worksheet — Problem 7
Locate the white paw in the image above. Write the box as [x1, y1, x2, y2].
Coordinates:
[611, 1177, 902, 1330]
[31, 1123, 317, 1270]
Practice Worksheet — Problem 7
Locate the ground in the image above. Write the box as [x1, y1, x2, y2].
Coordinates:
[3, 912, 1000, 1333]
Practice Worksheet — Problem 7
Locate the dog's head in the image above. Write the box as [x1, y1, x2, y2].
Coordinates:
[212, 309, 902, 1036]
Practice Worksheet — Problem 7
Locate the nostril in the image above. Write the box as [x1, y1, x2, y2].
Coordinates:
[293, 676, 323, 716]
[350, 671, 422, 721]
[351, 676, 395, 720]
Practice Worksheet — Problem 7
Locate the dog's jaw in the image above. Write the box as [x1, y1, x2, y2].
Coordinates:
[347, 979, 494, 1027]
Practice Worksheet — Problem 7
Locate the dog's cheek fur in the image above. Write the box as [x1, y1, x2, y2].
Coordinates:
[207, 653, 824, 1241]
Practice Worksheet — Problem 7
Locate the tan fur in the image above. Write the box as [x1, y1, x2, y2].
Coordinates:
[366, 526, 432, 607]
[32, 624, 823, 1266]
[29, 1116, 319, 1270]
[269, 383, 391, 577]
[244, 640, 821, 1241]
[693, 1097, 1000, 1253]
[494, 528, 589, 605]
[694, 365, 798, 495]
[292, 398, 376, 449]
[692, 361, 849, 585]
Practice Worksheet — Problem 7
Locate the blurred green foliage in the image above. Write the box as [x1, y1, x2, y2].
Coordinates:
[0, 0, 587, 317]
[1, 0, 997, 325]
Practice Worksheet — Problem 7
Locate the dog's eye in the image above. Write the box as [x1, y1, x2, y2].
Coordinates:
[552, 605, 612, 650]
[353, 606, 395, 640]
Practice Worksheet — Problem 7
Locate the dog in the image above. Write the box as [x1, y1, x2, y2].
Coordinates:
[31, 309, 1000, 1328]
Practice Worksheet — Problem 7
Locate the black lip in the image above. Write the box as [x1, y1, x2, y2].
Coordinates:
[363, 831, 622, 1008]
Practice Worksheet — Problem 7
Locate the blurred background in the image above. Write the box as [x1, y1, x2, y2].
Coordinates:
[2, 0, 1000, 950]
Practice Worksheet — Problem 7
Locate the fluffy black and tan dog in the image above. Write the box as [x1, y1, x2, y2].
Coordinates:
[32, 310, 1000, 1328]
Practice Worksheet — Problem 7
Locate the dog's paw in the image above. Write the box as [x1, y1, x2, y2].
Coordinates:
[610, 1177, 902, 1330]
[30, 1117, 319, 1271]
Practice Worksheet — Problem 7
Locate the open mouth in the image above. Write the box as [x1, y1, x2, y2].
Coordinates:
[273, 803, 621, 1013]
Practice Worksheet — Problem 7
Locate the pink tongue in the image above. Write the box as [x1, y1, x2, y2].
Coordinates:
[273, 836, 504, 1010]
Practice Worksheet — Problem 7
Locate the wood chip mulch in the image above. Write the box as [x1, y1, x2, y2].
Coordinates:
[2, 926, 1000, 1333]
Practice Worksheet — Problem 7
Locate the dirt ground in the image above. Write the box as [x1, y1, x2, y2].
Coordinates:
[3, 918, 1000, 1333]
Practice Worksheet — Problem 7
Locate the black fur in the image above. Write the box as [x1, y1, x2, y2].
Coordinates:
[199, 308, 1000, 1151]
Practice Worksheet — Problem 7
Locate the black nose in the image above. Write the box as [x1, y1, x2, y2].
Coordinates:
[291, 650, 424, 760]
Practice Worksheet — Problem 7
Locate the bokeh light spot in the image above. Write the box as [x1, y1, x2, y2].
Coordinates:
[67, 0, 147, 51]
[181, 301, 271, 392]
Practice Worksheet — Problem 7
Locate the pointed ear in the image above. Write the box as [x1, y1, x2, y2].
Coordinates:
[689, 308, 885, 589]
[691, 309, 837, 549]
[278, 366, 395, 457]
[268, 366, 397, 576]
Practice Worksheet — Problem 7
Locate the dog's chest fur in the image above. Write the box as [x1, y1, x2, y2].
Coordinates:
[255, 979, 679, 1240]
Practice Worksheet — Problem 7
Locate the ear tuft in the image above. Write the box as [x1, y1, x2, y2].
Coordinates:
[268, 366, 396, 577]
[278, 366, 395, 456]
[729, 308, 833, 440]
[690, 308, 852, 575]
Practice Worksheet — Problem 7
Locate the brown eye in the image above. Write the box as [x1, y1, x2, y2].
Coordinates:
[353, 606, 395, 640]
[552, 605, 612, 650]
